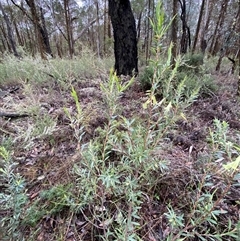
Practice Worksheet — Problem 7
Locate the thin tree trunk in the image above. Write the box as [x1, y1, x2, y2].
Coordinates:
[0, 2, 20, 57]
[200, 0, 213, 54]
[150, 0, 154, 58]
[212, 0, 229, 55]
[136, 11, 142, 43]
[103, 0, 107, 53]
[64, 0, 74, 58]
[178, 0, 191, 54]
[27, 0, 44, 59]
[14, 21, 23, 46]
[209, 0, 229, 55]
[171, 0, 178, 65]
[192, 0, 205, 53]
[95, 0, 101, 58]
[0, 24, 10, 52]
[216, 3, 240, 72]
[10, 0, 53, 58]
[107, 2, 111, 40]
[39, 7, 52, 57]
[145, 0, 151, 63]
[26, 24, 35, 57]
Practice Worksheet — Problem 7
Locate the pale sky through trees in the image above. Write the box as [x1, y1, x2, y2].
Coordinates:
[76, 0, 83, 7]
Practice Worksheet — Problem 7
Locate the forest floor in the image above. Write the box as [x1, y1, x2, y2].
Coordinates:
[0, 61, 240, 240]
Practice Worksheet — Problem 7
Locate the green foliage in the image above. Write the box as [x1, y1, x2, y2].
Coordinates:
[24, 184, 74, 227]
[165, 189, 238, 241]
[140, 2, 201, 110]
[0, 4, 238, 238]
[140, 53, 217, 99]
[140, 5, 216, 100]
[21, 114, 57, 150]
[163, 119, 240, 241]
[0, 146, 27, 241]
[71, 71, 171, 240]
[179, 53, 204, 73]
[139, 64, 154, 90]
[209, 119, 236, 159]
[0, 48, 113, 85]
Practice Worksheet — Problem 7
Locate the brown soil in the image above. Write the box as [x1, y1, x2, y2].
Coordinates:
[0, 72, 239, 240]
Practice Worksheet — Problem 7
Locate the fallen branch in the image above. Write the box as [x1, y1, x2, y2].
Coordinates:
[0, 112, 29, 119]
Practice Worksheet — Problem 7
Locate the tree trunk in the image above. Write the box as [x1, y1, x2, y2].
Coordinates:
[95, 0, 101, 58]
[103, 0, 107, 53]
[171, 0, 178, 65]
[39, 7, 53, 57]
[11, 0, 53, 58]
[14, 20, 23, 46]
[0, 2, 20, 57]
[212, 0, 229, 55]
[0, 24, 11, 52]
[64, 0, 74, 58]
[209, 0, 229, 55]
[108, 0, 138, 76]
[192, 0, 205, 53]
[178, 0, 191, 54]
[136, 10, 142, 43]
[200, 0, 213, 54]
[216, 3, 240, 72]
[145, 0, 151, 63]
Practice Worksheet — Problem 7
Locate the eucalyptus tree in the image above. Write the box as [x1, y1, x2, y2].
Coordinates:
[215, 1, 240, 73]
[209, 0, 230, 55]
[45, 0, 80, 57]
[10, 0, 53, 59]
[77, 0, 105, 53]
[130, 0, 148, 56]
[63, 0, 79, 57]
[0, 15, 9, 53]
[108, 0, 138, 76]
[178, 0, 191, 53]
[192, 0, 205, 53]
[0, 1, 19, 57]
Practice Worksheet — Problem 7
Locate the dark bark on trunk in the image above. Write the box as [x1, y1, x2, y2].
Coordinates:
[108, 0, 138, 76]
[0, 2, 20, 57]
[39, 7, 53, 57]
[178, 0, 191, 54]
[192, 0, 205, 53]
[28, 0, 45, 59]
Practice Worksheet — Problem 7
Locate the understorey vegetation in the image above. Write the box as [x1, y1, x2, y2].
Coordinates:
[0, 4, 240, 241]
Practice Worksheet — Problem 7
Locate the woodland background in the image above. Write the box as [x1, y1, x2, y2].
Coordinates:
[0, 0, 239, 68]
[0, 1, 240, 241]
